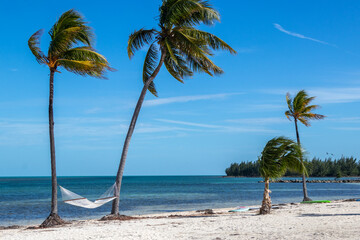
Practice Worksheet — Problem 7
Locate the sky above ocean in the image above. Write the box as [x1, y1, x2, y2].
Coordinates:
[0, 0, 359, 176]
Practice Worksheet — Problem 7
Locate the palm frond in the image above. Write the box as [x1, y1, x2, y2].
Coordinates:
[127, 29, 156, 58]
[171, 29, 224, 75]
[28, 29, 47, 64]
[56, 59, 108, 78]
[180, 28, 236, 54]
[60, 46, 108, 63]
[285, 90, 326, 127]
[164, 51, 193, 82]
[160, 0, 220, 27]
[285, 110, 292, 121]
[143, 43, 159, 96]
[297, 117, 310, 126]
[259, 137, 304, 179]
[48, 9, 93, 57]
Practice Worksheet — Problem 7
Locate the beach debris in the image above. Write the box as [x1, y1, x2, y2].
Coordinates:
[0, 225, 21, 230]
[99, 214, 137, 221]
[196, 209, 214, 214]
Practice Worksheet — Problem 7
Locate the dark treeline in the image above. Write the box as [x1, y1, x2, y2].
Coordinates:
[225, 157, 360, 177]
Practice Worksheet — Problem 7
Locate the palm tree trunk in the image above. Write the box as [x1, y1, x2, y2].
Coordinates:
[110, 51, 166, 215]
[41, 68, 65, 227]
[295, 119, 311, 202]
[260, 177, 271, 214]
[49, 69, 57, 215]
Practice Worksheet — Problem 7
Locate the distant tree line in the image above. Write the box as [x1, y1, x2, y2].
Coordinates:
[225, 157, 360, 177]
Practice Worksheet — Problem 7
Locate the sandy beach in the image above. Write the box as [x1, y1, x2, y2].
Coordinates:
[1, 200, 359, 240]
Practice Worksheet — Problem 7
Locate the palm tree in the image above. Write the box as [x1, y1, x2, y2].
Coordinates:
[28, 9, 111, 227]
[109, 0, 236, 216]
[285, 90, 325, 201]
[258, 137, 305, 214]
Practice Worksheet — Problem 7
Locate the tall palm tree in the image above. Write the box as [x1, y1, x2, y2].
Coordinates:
[258, 137, 305, 214]
[109, 0, 236, 216]
[28, 9, 111, 227]
[285, 90, 325, 201]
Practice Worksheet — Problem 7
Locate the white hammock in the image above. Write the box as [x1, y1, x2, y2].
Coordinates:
[59, 183, 117, 209]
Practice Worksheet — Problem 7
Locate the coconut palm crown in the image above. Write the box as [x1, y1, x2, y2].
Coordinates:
[285, 90, 325, 201]
[109, 0, 236, 217]
[28, 9, 111, 227]
[127, 0, 236, 96]
[29, 9, 111, 77]
[285, 90, 325, 129]
[258, 137, 305, 214]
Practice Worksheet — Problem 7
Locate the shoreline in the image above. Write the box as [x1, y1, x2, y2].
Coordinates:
[1, 199, 360, 239]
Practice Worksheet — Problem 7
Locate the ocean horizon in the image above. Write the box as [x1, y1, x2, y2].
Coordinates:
[1, 176, 360, 227]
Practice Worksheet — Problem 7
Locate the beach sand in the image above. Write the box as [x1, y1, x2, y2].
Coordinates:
[1, 200, 359, 240]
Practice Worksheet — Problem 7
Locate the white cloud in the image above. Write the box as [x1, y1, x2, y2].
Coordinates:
[226, 117, 287, 125]
[274, 23, 333, 46]
[262, 87, 360, 104]
[84, 107, 102, 114]
[156, 119, 275, 133]
[328, 117, 360, 123]
[309, 88, 360, 104]
[143, 93, 241, 107]
[156, 119, 220, 129]
[332, 127, 360, 131]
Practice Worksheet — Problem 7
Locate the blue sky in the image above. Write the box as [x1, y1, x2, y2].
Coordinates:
[0, 0, 360, 176]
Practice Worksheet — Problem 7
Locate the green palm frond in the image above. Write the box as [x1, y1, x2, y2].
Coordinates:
[128, 0, 235, 96]
[28, 9, 112, 78]
[180, 28, 236, 54]
[259, 137, 305, 179]
[285, 90, 326, 127]
[56, 59, 108, 78]
[164, 52, 193, 82]
[160, 0, 220, 27]
[28, 29, 47, 64]
[285, 110, 292, 121]
[297, 117, 310, 126]
[48, 9, 93, 57]
[302, 104, 319, 113]
[171, 30, 223, 75]
[60, 47, 108, 63]
[128, 29, 156, 58]
[143, 43, 160, 96]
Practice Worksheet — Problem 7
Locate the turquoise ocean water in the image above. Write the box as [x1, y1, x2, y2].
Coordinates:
[1, 176, 360, 226]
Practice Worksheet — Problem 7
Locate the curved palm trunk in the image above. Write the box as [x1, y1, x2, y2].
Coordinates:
[260, 177, 271, 214]
[111, 52, 166, 215]
[40, 69, 65, 227]
[295, 119, 311, 202]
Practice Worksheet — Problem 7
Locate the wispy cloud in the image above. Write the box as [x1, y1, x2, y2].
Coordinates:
[84, 107, 102, 114]
[328, 117, 360, 123]
[332, 127, 360, 131]
[156, 119, 220, 129]
[273, 23, 333, 46]
[143, 93, 241, 107]
[156, 119, 275, 133]
[262, 87, 360, 104]
[239, 104, 285, 112]
[226, 117, 287, 125]
[0, 117, 198, 146]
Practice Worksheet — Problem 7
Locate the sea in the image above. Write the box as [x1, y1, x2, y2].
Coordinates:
[1, 176, 360, 226]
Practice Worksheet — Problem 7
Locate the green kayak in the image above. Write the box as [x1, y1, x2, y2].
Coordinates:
[300, 200, 331, 204]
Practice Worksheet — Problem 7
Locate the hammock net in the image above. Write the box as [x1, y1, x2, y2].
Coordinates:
[59, 183, 117, 209]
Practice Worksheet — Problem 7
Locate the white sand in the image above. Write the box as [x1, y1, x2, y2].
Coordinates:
[1, 200, 360, 240]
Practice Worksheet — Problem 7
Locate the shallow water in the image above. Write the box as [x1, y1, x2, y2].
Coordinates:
[0, 176, 359, 226]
